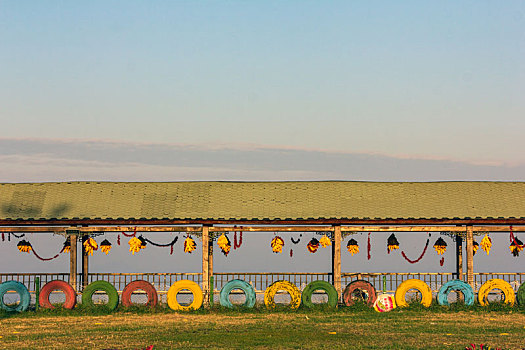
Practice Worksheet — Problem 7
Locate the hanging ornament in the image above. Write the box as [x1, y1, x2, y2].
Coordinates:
[472, 241, 479, 256]
[117, 235, 121, 246]
[62, 238, 71, 254]
[401, 233, 430, 264]
[217, 233, 231, 256]
[433, 237, 447, 255]
[387, 233, 400, 253]
[367, 233, 371, 260]
[346, 238, 359, 255]
[2, 232, 4, 241]
[307, 237, 320, 253]
[100, 239, 112, 255]
[480, 234, 492, 255]
[271, 236, 284, 253]
[290, 248, 293, 257]
[510, 237, 524, 257]
[17, 240, 32, 253]
[319, 235, 331, 248]
[440, 257, 445, 266]
[83, 237, 98, 256]
[128, 237, 143, 255]
[233, 231, 243, 250]
[184, 236, 197, 253]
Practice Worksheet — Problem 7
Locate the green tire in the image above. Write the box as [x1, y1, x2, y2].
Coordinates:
[82, 281, 119, 311]
[301, 280, 338, 308]
[518, 282, 525, 307]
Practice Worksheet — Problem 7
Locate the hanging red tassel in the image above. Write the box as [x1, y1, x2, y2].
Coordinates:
[1, 233, 4, 241]
[440, 257, 445, 266]
[367, 233, 371, 260]
[290, 248, 293, 257]
[234, 231, 243, 249]
[170, 244, 174, 255]
[117, 235, 121, 245]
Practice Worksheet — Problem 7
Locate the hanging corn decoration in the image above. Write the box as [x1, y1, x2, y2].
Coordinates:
[480, 234, 492, 255]
[62, 238, 71, 254]
[346, 238, 359, 256]
[319, 235, 332, 248]
[217, 233, 231, 256]
[184, 236, 197, 253]
[510, 236, 524, 257]
[83, 237, 98, 256]
[17, 240, 32, 253]
[473, 241, 479, 256]
[129, 236, 143, 255]
[433, 237, 447, 255]
[307, 237, 320, 253]
[100, 239, 112, 255]
[387, 233, 400, 253]
[271, 236, 284, 253]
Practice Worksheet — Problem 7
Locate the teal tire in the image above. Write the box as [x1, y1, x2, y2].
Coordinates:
[301, 280, 338, 308]
[0, 281, 31, 312]
[219, 279, 256, 308]
[437, 280, 474, 306]
[81, 281, 119, 311]
[517, 282, 525, 306]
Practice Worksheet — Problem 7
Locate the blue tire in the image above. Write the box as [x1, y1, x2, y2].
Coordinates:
[437, 279, 474, 306]
[0, 281, 31, 312]
[219, 279, 256, 308]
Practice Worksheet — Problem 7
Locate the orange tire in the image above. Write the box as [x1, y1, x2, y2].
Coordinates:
[39, 280, 77, 309]
[121, 280, 158, 308]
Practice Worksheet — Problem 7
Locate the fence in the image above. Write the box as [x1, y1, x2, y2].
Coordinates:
[2, 272, 524, 304]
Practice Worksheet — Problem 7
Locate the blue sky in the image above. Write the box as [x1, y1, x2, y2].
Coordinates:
[1, 1, 524, 166]
[1, 2, 524, 277]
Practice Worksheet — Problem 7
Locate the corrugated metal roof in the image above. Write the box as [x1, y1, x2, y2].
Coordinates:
[0, 181, 524, 221]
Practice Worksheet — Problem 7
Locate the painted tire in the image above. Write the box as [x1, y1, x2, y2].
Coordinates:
[39, 280, 77, 309]
[395, 279, 432, 307]
[0, 281, 31, 312]
[343, 280, 377, 307]
[477, 278, 515, 306]
[301, 280, 338, 308]
[437, 280, 474, 306]
[518, 282, 525, 306]
[219, 279, 256, 308]
[167, 280, 203, 311]
[81, 280, 119, 310]
[264, 280, 301, 309]
[121, 280, 158, 308]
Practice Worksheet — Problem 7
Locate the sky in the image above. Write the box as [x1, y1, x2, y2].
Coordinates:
[0, 1, 524, 279]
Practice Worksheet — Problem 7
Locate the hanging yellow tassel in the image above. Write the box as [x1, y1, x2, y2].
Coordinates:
[319, 235, 332, 248]
[83, 238, 98, 256]
[346, 238, 359, 256]
[217, 233, 231, 256]
[129, 237, 142, 255]
[271, 236, 284, 253]
[184, 236, 197, 253]
[307, 238, 320, 253]
[480, 234, 492, 255]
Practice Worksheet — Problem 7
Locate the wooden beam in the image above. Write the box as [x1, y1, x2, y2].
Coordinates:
[69, 235, 77, 292]
[82, 235, 89, 289]
[201, 225, 210, 308]
[3, 218, 525, 226]
[332, 226, 342, 302]
[466, 226, 474, 289]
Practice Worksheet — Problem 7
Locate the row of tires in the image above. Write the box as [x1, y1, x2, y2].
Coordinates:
[1, 278, 524, 312]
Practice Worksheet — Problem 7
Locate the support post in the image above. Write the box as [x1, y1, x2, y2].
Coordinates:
[455, 234, 463, 280]
[202, 225, 210, 307]
[466, 225, 474, 289]
[209, 232, 214, 306]
[69, 234, 78, 291]
[82, 235, 89, 289]
[332, 225, 342, 302]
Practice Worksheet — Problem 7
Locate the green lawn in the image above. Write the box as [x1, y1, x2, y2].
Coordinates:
[1, 304, 524, 349]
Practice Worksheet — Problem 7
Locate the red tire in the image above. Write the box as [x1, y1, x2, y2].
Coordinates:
[343, 280, 377, 307]
[39, 280, 77, 309]
[121, 280, 158, 308]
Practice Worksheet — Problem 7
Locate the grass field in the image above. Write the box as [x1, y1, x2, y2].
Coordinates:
[1, 304, 524, 349]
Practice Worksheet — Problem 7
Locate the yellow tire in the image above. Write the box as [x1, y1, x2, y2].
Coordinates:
[264, 280, 301, 309]
[477, 278, 515, 307]
[167, 280, 204, 311]
[395, 279, 432, 307]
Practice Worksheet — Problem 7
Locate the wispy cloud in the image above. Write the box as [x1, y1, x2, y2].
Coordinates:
[1, 137, 524, 182]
